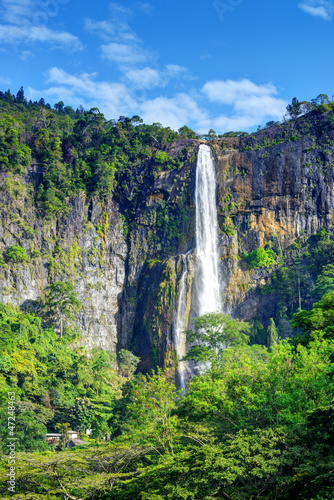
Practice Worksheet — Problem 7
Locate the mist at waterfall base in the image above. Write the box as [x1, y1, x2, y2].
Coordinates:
[174, 144, 221, 391]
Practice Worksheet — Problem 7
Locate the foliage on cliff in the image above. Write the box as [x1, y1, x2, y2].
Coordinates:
[0, 88, 194, 218]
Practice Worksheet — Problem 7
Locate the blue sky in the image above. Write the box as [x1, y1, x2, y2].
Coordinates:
[1, 0, 334, 133]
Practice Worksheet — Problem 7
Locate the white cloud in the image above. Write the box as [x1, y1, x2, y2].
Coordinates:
[84, 18, 139, 43]
[1, 0, 34, 25]
[109, 2, 133, 17]
[298, 1, 334, 20]
[198, 78, 287, 133]
[165, 64, 188, 78]
[101, 42, 151, 65]
[20, 49, 34, 60]
[28, 69, 287, 134]
[0, 0, 82, 50]
[125, 67, 161, 88]
[0, 24, 82, 50]
[139, 94, 208, 130]
[0, 76, 11, 85]
[85, 4, 157, 71]
[124, 65, 191, 89]
[202, 79, 277, 104]
[27, 67, 137, 118]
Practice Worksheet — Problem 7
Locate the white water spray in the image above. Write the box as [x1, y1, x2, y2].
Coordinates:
[195, 144, 221, 314]
[174, 254, 189, 392]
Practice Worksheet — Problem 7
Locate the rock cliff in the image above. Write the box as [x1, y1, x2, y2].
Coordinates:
[1, 111, 334, 372]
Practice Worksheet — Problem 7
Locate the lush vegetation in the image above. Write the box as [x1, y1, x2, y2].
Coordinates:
[1, 303, 334, 499]
[1, 88, 334, 499]
[0, 302, 140, 453]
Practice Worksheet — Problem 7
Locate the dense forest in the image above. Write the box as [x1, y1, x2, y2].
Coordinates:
[1, 89, 334, 499]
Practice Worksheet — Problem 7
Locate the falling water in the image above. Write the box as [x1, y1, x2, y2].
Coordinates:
[195, 144, 221, 314]
[174, 254, 189, 392]
[174, 144, 220, 390]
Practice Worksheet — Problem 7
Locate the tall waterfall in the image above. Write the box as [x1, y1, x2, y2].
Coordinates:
[174, 254, 189, 392]
[174, 144, 220, 390]
[195, 144, 221, 315]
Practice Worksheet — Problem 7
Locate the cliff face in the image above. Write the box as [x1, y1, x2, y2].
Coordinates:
[1, 113, 334, 372]
[0, 176, 127, 350]
[212, 116, 334, 324]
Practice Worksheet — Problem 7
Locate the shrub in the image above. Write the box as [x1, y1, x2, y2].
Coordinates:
[243, 247, 276, 269]
[5, 245, 29, 263]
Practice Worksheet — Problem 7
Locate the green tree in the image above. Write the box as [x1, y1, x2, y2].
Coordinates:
[68, 396, 95, 434]
[313, 264, 334, 299]
[178, 125, 197, 138]
[310, 94, 332, 114]
[54, 101, 64, 113]
[126, 369, 180, 453]
[43, 281, 81, 337]
[286, 97, 303, 120]
[15, 86, 25, 104]
[55, 422, 71, 447]
[292, 291, 334, 342]
[5, 245, 28, 263]
[117, 349, 140, 378]
[267, 318, 278, 349]
[243, 247, 276, 269]
[184, 312, 250, 365]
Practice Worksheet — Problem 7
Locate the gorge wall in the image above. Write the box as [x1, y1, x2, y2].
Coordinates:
[1, 112, 334, 374]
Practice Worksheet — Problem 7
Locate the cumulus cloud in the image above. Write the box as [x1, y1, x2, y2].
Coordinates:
[165, 64, 189, 78]
[20, 49, 34, 60]
[27, 67, 136, 118]
[108, 2, 133, 17]
[124, 64, 191, 89]
[202, 79, 278, 104]
[136, 2, 153, 15]
[199, 78, 287, 132]
[139, 94, 208, 131]
[125, 67, 161, 88]
[28, 69, 287, 134]
[298, 0, 334, 20]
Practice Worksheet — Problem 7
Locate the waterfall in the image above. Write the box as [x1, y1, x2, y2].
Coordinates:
[174, 254, 189, 392]
[195, 144, 221, 315]
[174, 144, 220, 390]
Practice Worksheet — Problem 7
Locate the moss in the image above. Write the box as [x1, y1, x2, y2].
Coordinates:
[147, 258, 162, 268]
[96, 212, 109, 262]
[1, 174, 26, 201]
[150, 344, 159, 367]
[86, 282, 104, 291]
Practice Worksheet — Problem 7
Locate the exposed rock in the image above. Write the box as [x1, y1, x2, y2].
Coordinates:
[2, 114, 334, 372]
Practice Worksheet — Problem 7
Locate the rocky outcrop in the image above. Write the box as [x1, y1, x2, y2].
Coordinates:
[0, 178, 127, 351]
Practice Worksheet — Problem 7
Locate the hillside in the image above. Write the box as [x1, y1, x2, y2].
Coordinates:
[1, 92, 334, 372]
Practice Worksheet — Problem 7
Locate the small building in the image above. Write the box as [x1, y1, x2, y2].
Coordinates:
[68, 431, 78, 440]
[46, 431, 79, 445]
[46, 433, 62, 445]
